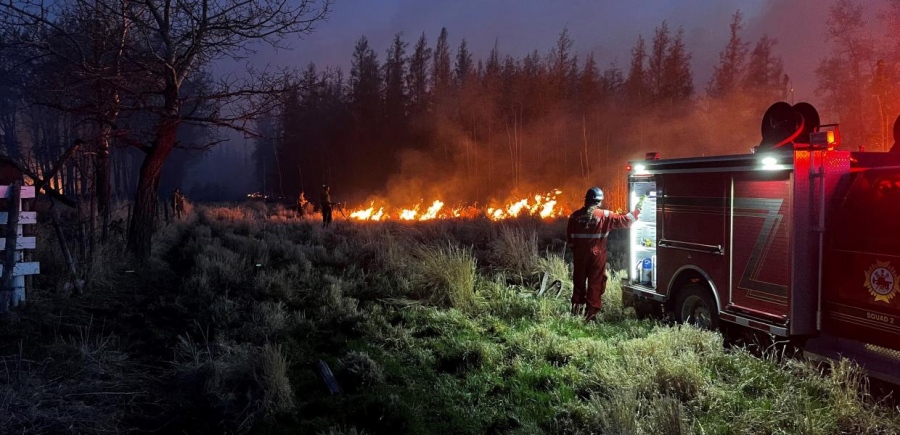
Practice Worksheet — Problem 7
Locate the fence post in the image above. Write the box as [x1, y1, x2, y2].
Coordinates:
[0, 182, 41, 313]
[1, 180, 20, 313]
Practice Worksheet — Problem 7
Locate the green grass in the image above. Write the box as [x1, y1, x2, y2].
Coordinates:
[3, 203, 899, 434]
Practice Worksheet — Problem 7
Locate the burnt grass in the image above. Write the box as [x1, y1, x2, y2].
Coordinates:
[1, 203, 899, 434]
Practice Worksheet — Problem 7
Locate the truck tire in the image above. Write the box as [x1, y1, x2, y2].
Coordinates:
[675, 283, 719, 330]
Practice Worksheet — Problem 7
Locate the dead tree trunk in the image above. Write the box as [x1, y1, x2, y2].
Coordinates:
[127, 117, 178, 260]
[50, 199, 81, 294]
[97, 131, 111, 243]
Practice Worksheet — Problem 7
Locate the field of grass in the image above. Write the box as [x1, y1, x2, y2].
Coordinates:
[2, 203, 899, 434]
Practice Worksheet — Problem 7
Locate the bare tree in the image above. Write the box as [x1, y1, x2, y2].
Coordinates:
[0, 1, 134, 246]
[1, 0, 331, 259]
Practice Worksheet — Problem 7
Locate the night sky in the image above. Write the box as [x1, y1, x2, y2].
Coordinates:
[246, 0, 866, 102]
[198, 0, 887, 196]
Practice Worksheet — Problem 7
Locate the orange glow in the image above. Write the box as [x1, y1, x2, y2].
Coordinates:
[346, 189, 568, 221]
[349, 203, 386, 221]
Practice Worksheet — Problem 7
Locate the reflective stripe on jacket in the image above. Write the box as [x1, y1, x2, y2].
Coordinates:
[566, 207, 635, 249]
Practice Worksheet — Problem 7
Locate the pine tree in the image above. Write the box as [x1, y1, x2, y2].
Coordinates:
[647, 21, 670, 102]
[600, 63, 624, 102]
[708, 11, 748, 98]
[454, 38, 474, 86]
[349, 36, 383, 185]
[431, 27, 452, 102]
[625, 35, 647, 107]
[549, 27, 578, 103]
[384, 33, 408, 122]
[664, 26, 693, 104]
[578, 52, 600, 109]
[406, 32, 431, 113]
[743, 36, 786, 103]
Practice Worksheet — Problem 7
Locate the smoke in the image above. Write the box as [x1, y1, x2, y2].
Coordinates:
[225, 0, 898, 212]
[370, 95, 768, 213]
[359, 0, 895, 213]
[743, 0, 892, 106]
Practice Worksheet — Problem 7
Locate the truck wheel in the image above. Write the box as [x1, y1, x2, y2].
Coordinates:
[675, 284, 719, 330]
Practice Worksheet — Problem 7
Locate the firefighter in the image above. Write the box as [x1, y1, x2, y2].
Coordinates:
[320, 184, 333, 228]
[297, 191, 309, 217]
[173, 187, 185, 219]
[567, 187, 640, 322]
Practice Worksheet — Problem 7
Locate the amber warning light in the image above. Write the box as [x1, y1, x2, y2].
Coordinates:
[810, 124, 840, 149]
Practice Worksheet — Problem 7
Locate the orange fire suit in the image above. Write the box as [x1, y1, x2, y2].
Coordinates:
[567, 206, 638, 319]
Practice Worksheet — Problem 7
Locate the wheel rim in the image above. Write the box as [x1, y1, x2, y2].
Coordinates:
[681, 295, 713, 329]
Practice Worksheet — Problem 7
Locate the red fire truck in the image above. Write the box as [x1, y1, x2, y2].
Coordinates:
[622, 103, 900, 382]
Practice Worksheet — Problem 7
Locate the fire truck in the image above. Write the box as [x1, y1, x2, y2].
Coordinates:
[622, 102, 900, 382]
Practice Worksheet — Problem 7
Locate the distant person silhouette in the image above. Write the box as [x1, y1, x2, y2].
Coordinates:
[297, 191, 309, 217]
[173, 188, 185, 219]
[320, 185, 333, 228]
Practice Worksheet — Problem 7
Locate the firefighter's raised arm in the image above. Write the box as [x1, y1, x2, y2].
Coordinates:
[602, 207, 639, 230]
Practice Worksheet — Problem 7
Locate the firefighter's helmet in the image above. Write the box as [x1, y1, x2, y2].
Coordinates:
[585, 187, 604, 204]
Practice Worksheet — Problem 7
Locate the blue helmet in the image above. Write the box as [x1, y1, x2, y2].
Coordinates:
[585, 187, 604, 204]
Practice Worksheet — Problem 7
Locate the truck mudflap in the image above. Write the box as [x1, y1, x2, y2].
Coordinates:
[804, 335, 900, 385]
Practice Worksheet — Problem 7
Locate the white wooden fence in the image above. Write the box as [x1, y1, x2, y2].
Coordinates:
[0, 184, 39, 309]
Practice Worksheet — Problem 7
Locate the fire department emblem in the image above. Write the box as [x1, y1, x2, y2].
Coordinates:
[864, 261, 899, 303]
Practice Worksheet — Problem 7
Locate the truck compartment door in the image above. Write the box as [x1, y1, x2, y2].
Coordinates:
[728, 171, 792, 320]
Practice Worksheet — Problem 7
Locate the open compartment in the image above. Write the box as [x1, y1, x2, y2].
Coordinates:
[628, 179, 657, 288]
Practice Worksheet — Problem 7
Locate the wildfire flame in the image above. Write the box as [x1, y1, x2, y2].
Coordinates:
[346, 190, 566, 221]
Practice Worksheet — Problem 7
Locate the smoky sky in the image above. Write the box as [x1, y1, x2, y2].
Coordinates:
[239, 0, 893, 105]
[199, 0, 892, 200]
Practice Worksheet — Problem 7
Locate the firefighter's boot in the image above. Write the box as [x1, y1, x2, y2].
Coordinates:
[570, 303, 585, 317]
[584, 306, 601, 322]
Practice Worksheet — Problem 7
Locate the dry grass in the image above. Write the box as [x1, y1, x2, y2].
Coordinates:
[408, 242, 478, 310]
[490, 225, 540, 280]
[338, 350, 385, 392]
[171, 334, 295, 430]
[0, 318, 149, 434]
[11, 202, 900, 434]
[255, 343, 295, 416]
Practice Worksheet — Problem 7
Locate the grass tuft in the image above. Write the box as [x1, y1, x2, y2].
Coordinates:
[409, 242, 478, 310]
[490, 225, 539, 280]
[339, 350, 385, 391]
[256, 343, 295, 416]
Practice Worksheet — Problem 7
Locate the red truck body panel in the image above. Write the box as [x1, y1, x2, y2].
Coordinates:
[823, 165, 900, 351]
[623, 148, 900, 381]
